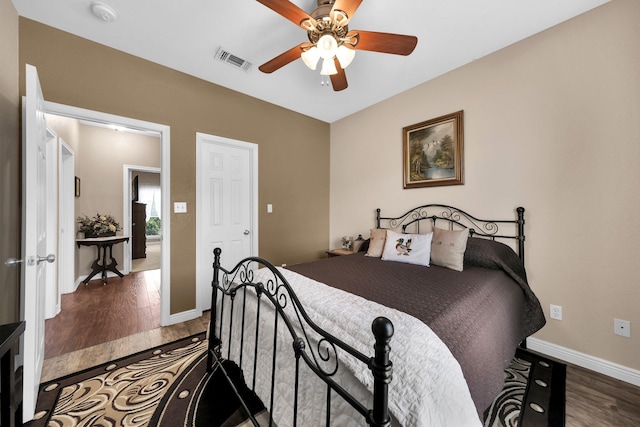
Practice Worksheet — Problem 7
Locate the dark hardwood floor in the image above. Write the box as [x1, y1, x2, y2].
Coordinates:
[44, 269, 161, 358]
[41, 272, 640, 426]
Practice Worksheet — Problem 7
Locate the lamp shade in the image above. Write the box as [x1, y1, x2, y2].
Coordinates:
[320, 57, 338, 75]
[336, 45, 355, 68]
[317, 33, 338, 60]
[301, 47, 320, 70]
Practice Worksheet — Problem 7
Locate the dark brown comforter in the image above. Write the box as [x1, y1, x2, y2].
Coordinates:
[287, 237, 546, 416]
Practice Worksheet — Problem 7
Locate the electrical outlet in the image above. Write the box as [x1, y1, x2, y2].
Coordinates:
[550, 304, 562, 320]
[614, 319, 631, 338]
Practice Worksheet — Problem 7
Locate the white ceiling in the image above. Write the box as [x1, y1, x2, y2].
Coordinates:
[13, 0, 609, 123]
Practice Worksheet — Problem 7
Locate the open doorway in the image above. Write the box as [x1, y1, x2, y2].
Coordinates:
[41, 101, 172, 357]
[126, 167, 162, 273]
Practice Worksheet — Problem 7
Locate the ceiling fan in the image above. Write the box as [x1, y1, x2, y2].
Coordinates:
[257, 0, 418, 91]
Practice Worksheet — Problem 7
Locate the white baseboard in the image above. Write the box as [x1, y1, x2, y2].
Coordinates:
[71, 277, 83, 293]
[527, 337, 640, 387]
[165, 308, 202, 326]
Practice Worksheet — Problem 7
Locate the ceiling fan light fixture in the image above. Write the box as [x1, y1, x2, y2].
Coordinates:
[301, 47, 320, 70]
[336, 45, 355, 69]
[255, 0, 417, 91]
[320, 57, 338, 76]
[317, 33, 338, 60]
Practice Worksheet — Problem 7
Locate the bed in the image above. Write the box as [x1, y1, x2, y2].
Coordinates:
[207, 204, 546, 426]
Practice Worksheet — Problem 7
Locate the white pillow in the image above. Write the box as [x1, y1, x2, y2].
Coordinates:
[381, 229, 433, 266]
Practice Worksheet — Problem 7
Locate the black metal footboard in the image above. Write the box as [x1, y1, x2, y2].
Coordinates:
[207, 248, 394, 427]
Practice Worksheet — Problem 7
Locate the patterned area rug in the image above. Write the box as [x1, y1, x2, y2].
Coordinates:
[484, 348, 566, 427]
[26, 336, 564, 426]
[25, 333, 267, 427]
[26, 334, 208, 427]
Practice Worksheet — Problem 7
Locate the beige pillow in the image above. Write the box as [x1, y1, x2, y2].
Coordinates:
[430, 227, 469, 271]
[365, 228, 387, 257]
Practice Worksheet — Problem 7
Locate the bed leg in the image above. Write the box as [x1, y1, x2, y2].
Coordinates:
[207, 248, 223, 372]
[517, 207, 525, 265]
[368, 317, 394, 427]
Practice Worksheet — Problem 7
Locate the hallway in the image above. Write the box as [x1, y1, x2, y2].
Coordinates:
[44, 269, 161, 359]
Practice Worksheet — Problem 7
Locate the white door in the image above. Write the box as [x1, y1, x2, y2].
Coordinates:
[196, 133, 258, 311]
[22, 64, 55, 421]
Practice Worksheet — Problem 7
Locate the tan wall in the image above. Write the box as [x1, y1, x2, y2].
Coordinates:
[330, 0, 640, 371]
[19, 18, 330, 314]
[75, 125, 161, 277]
[0, 0, 20, 324]
[45, 114, 80, 153]
[137, 171, 160, 188]
[45, 116, 161, 280]
[75, 126, 160, 275]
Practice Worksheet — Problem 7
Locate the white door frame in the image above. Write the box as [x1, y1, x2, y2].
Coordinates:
[122, 165, 161, 274]
[195, 133, 258, 312]
[58, 139, 75, 295]
[44, 127, 59, 319]
[43, 101, 173, 326]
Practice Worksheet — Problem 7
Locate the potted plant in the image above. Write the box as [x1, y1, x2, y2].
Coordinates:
[77, 213, 121, 238]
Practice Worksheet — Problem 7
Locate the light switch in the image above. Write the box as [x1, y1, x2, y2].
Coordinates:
[174, 202, 187, 213]
[267, 204, 273, 213]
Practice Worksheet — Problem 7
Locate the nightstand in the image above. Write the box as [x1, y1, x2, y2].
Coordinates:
[326, 249, 355, 257]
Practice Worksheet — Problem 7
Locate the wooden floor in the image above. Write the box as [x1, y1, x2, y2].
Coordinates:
[565, 363, 640, 426]
[41, 267, 209, 383]
[40, 274, 640, 426]
[44, 269, 162, 358]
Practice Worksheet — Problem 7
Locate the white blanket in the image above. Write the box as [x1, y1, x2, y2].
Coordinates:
[219, 267, 481, 427]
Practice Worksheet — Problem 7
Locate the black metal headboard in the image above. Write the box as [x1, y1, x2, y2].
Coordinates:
[376, 204, 526, 263]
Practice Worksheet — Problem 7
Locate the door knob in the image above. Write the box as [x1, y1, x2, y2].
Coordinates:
[37, 254, 56, 264]
[4, 258, 23, 267]
[244, 230, 250, 235]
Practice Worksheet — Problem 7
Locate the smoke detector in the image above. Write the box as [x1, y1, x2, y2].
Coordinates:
[91, 2, 118, 23]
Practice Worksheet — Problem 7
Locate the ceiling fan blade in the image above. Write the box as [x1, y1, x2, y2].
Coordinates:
[256, 0, 316, 28]
[331, 0, 363, 23]
[330, 58, 348, 91]
[350, 30, 418, 55]
[259, 44, 303, 73]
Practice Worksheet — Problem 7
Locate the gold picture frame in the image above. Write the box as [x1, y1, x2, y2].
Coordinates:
[403, 110, 464, 188]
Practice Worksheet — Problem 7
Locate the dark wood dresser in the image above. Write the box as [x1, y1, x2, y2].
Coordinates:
[132, 202, 147, 259]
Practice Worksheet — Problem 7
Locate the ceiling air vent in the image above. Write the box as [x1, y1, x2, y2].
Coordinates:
[214, 47, 252, 72]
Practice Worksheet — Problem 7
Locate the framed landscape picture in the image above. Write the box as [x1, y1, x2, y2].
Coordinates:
[403, 110, 464, 189]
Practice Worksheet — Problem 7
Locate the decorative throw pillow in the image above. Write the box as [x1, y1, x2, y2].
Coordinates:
[365, 228, 387, 257]
[430, 227, 469, 271]
[381, 230, 433, 266]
